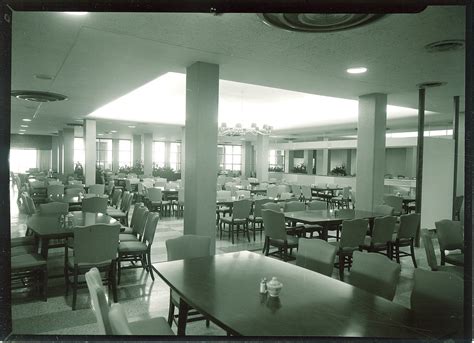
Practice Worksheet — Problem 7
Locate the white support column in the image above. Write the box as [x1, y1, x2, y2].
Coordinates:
[132, 134, 142, 166]
[184, 61, 219, 254]
[58, 130, 63, 174]
[112, 139, 119, 172]
[180, 127, 185, 184]
[62, 128, 74, 177]
[242, 141, 253, 178]
[456, 112, 465, 195]
[322, 138, 330, 175]
[51, 136, 58, 172]
[405, 147, 417, 178]
[83, 119, 96, 185]
[356, 93, 387, 211]
[143, 133, 153, 176]
[164, 141, 171, 168]
[256, 135, 269, 181]
[304, 150, 313, 175]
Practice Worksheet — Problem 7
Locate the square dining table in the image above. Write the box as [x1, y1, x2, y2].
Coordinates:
[154, 251, 458, 338]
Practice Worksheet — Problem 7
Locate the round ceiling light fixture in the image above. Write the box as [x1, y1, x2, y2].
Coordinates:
[128, 125, 136, 129]
[258, 13, 386, 32]
[424, 40, 464, 53]
[11, 90, 68, 102]
[417, 81, 447, 89]
[346, 67, 367, 74]
[22, 118, 32, 122]
[34, 74, 54, 80]
[63, 12, 88, 15]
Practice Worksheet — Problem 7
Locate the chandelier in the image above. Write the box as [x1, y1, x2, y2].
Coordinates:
[218, 122, 273, 136]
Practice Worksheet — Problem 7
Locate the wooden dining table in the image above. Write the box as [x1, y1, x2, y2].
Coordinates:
[284, 209, 385, 240]
[27, 211, 117, 258]
[154, 251, 458, 338]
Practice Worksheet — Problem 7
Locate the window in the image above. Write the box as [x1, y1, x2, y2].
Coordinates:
[9, 148, 37, 173]
[74, 137, 85, 166]
[153, 141, 166, 167]
[96, 139, 112, 170]
[218, 144, 241, 172]
[269, 150, 285, 170]
[118, 139, 132, 167]
[170, 142, 181, 171]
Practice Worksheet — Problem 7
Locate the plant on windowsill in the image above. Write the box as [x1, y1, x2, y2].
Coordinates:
[292, 163, 307, 174]
[74, 162, 83, 178]
[96, 166, 105, 184]
[268, 166, 284, 172]
[131, 160, 144, 175]
[330, 165, 347, 176]
[118, 165, 131, 174]
[152, 164, 181, 181]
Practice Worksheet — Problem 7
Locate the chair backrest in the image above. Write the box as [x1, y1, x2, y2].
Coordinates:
[147, 188, 163, 202]
[74, 223, 120, 264]
[88, 184, 105, 195]
[142, 212, 159, 245]
[39, 202, 69, 214]
[216, 190, 231, 201]
[253, 198, 272, 217]
[335, 208, 355, 218]
[349, 251, 401, 301]
[284, 201, 305, 212]
[127, 173, 137, 179]
[108, 303, 133, 335]
[47, 185, 64, 197]
[65, 187, 83, 196]
[340, 219, 368, 249]
[307, 200, 327, 211]
[248, 177, 258, 183]
[327, 183, 338, 189]
[262, 202, 281, 212]
[296, 238, 337, 277]
[69, 180, 83, 185]
[280, 192, 293, 200]
[259, 182, 268, 190]
[111, 188, 122, 206]
[133, 206, 150, 237]
[453, 196, 464, 218]
[178, 188, 184, 202]
[421, 229, 439, 270]
[397, 213, 420, 239]
[124, 179, 132, 192]
[129, 203, 142, 228]
[232, 199, 252, 219]
[316, 182, 327, 189]
[340, 187, 351, 199]
[266, 185, 279, 198]
[166, 182, 178, 190]
[435, 219, 463, 251]
[29, 180, 45, 189]
[411, 269, 463, 318]
[23, 194, 37, 215]
[261, 209, 288, 241]
[277, 184, 289, 195]
[371, 216, 397, 244]
[383, 195, 403, 215]
[290, 184, 301, 195]
[240, 180, 250, 188]
[374, 204, 394, 216]
[85, 267, 112, 334]
[166, 235, 211, 261]
[235, 190, 251, 199]
[300, 185, 312, 199]
[120, 192, 133, 213]
[82, 196, 108, 214]
[105, 182, 114, 195]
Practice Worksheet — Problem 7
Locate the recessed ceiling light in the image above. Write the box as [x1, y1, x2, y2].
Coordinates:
[19, 129, 26, 132]
[18, 132, 24, 135]
[346, 67, 367, 74]
[63, 12, 88, 15]
[20, 125, 28, 127]
[22, 118, 32, 122]
[128, 125, 136, 129]
[110, 130, 117, 133]
[97, 133, 103, 136]
[34, 74, 54, 80]
[75, 119, 83, 122]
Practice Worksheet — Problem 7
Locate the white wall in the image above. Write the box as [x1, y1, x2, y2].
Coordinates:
[385, 148, 407, 177]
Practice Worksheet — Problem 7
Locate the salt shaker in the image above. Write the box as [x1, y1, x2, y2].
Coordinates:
[259, 277, 267, 294]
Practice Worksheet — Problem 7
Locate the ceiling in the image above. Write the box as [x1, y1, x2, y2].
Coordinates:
[10, 6, 465, 142]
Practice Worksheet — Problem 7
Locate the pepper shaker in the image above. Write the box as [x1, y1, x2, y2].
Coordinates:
[259, 277, 267, 294]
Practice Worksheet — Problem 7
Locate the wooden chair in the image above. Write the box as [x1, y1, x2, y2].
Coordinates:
[147, 188, 171, 217]
[391, 213, 420, 267]
[330, 218, 368, 281]
[38, 202, 68, 214]
[296, 238, 336, 276]
[374, 204, 394, 216]
[11, 252, 48, 301]
[47, 184, 64, 198]
[64, 223, 120, 310]
[107, 192, 133, 226]
[300, 185, 312, 203]
[362, 215, 396, 257]
[261, 209, 299, 261]
[82, 196, 108, 214]
[349, 251, 401, 301]
[421, 229, 463, 278]
[219, 199, 252, 244]
[383, 195, 403, 216]
[248, 198, 272, 241]
[88, 184, 105, 195]
[435, 219, 464, 266]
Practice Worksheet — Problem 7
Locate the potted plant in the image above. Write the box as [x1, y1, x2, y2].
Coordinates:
[292, 163, 307, 174]
[330, 165, 347, 176]
[268, 166, 284, 172]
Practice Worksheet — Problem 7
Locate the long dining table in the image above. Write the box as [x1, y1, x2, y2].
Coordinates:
[284, 209, 385, 240]
[154, 251, 458, 338]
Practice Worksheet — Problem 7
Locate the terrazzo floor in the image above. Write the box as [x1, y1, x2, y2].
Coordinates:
[9, 185, 441, 337]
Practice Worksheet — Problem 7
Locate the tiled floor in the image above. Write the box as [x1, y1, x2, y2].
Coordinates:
[10, 185, 438, 336]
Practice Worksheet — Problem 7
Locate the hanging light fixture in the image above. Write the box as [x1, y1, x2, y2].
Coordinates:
[218, 122, 272, 136]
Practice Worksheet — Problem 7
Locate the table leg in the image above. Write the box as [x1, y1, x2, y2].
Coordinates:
[177, 298, 189, 336]
[321, 224, 328, 241]
[40, 238, 49, 259]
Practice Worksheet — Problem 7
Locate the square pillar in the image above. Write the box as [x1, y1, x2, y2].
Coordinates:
[256, 135, 269, 181]
[51, 136, 58, 172]
[184, 61, 219, 254]
[164, 141, 171, 168]
[112, 139, 119, 172]
[180, 127, 185, 183]
[143, 133, 153, 176]
[285, 150, 294, 173]
[58, 130, 63, 174]
[132, 134, 142, 166]
[304, 150, 313, 175]
[62, 128, 74, 176]
[342, 149, 352, 175]
[242, 141, 253, 178]
[405, 147, 417, 178]
[356, 93, 387, 211]
[83, 119, 96, 185]
[456, 112, 464, 195]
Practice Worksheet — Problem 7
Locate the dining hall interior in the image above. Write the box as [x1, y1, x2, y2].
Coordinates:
[2, 1, 471, 340]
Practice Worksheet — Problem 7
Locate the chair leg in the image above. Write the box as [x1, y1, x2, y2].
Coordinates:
[246, 222, 250, 242]
[206, 319, 210, 327]
[147, 250, 155, 281]
[167, 296, 175, 327]
[395, 244, 400, 264]
[72, 266, 78, 310]
[231, 224, 234, 244]
[338, 254, 344, 281]
[117, 257, 122, 285]
[253, 221, 256, 242]
[111, 261, 118, 303]
[410, 240, 417, 268]
[42, 266, 48, 301]
[283, 244, 288, 262]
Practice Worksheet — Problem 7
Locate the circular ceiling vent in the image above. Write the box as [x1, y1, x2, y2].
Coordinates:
[258, 13, 386, 32]
[417, 81, 447, 89]
[425, 40, 464, 53]
[11, 90, 68, 102]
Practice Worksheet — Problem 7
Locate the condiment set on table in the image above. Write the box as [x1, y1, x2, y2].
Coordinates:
[260, 277, 283, 297]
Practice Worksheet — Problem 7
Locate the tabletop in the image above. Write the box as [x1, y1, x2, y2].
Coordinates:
[155, 251, 437, 338]
[284, 209, 384, 224]
[48, 194, 108, 204]
[27, 211, 117, 238]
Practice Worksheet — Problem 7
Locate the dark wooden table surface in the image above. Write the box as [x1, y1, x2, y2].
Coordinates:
[27, 211, 117, 258]
[154, 251, 446, 338]
[284, 209, 384, 240]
